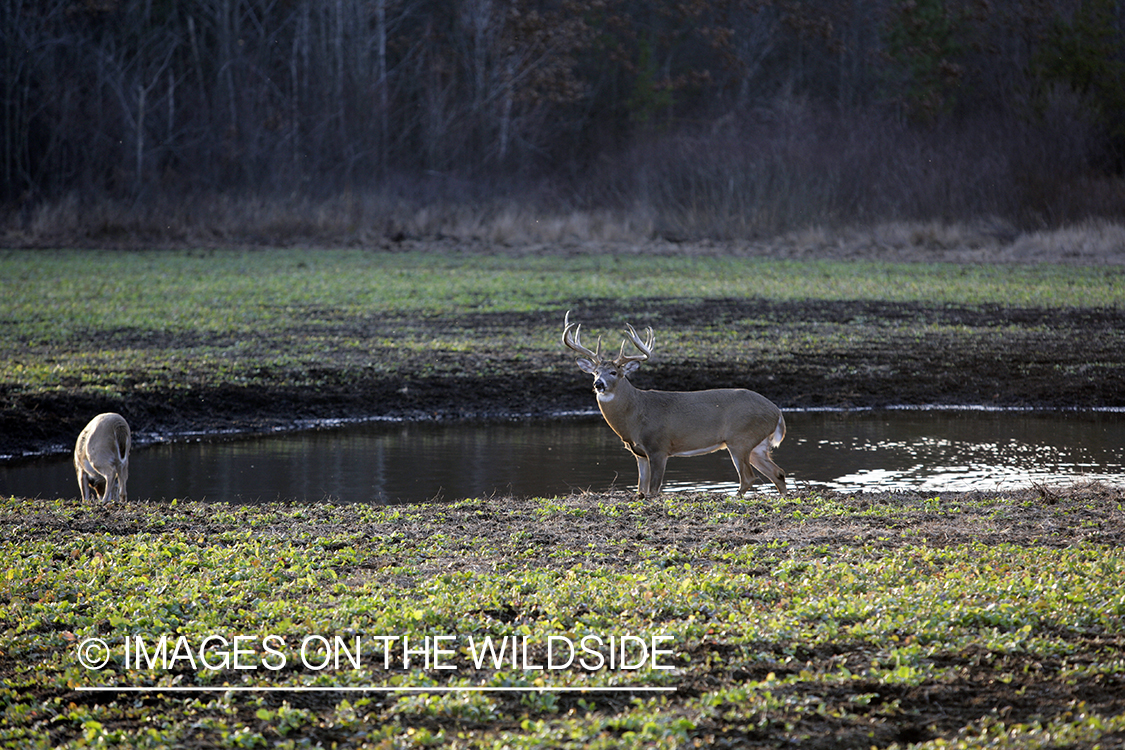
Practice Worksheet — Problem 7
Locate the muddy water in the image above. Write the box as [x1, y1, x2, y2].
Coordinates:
[2, 409, 1123, 503]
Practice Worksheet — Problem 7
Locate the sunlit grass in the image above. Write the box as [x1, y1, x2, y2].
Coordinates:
[2, 248, 1123, 401]
[3, 250, 1124, 344]
[1, 493, 1123, 748]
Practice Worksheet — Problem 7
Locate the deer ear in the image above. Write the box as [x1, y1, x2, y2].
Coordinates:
[622, 361, 642, 376]
[576, 358, 597, 374]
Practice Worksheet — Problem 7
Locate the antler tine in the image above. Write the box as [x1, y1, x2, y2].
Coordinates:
[562, 311, 602, 363]
[616, 322, 655, 364]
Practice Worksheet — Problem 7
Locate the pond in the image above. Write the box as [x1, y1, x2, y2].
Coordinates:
[2, 409, 1124, 503]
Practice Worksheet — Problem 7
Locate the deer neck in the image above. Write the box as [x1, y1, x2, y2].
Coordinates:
[596, 376, 640, 429]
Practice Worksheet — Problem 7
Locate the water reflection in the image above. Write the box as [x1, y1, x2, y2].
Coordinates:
[1, 409, 1123, 503]
[787, 409, 1125, 493]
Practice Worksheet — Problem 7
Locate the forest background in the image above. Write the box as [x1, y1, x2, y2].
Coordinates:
[2, 0, 1124, 246]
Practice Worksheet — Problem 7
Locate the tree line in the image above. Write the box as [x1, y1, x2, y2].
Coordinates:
[3, 0, 1123, 229]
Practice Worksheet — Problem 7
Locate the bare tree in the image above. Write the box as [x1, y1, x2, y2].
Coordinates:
[1, 0, 1120, 230]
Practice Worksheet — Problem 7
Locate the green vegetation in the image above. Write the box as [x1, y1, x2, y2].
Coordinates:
[2, 489, 1123, 748]
[2, 246, 1122, 395]
[6, 248, 1122, 335]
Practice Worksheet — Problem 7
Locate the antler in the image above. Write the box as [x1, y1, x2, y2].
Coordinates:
[616, 323, 655, 365]
[562, 310, 602, 363]
[564, 312, 655, 366]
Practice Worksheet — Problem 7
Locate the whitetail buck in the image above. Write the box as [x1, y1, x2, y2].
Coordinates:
[563, 312, 786, 497]
[74, 413, 131, 502]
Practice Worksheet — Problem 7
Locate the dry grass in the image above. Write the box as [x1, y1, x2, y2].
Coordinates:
[735, 219, 1125, 264]
[4, 188, 1125, 266]
[1003, 218, 1125, 263]
[3, 191, 651, 249]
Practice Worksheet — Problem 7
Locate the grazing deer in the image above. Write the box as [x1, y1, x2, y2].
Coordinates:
[563, 312, 786, 497]
[74, 413, 131, 502]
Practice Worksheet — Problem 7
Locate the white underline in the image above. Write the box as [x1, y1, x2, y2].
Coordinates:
[77, 685, 676, 693]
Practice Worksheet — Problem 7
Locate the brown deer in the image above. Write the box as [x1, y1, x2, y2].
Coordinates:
[74, 413, 131, 502]
[563, 312, 786, 497]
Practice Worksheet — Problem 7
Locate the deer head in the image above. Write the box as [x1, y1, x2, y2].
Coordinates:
[562, 311, 654, 400]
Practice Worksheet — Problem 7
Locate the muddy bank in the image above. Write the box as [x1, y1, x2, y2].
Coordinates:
[3, 296, 1124, 460]
[8, 484, 1125, 562]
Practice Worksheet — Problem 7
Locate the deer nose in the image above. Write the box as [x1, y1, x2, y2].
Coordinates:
[593, 378, 607, 393]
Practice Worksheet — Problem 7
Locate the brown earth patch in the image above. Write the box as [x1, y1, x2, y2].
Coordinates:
[6, 484, 1124, 568]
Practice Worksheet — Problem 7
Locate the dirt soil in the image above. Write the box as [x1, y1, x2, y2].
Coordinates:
[3, 296, 1124, 460]
[13, 484, 1121, 567]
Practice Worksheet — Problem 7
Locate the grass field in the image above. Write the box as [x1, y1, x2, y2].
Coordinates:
[2, 488, 1124, 749]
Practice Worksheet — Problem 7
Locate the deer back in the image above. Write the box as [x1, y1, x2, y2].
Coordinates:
[602, 383, 780, 453]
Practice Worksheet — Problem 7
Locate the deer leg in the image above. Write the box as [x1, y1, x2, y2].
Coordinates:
[634, 455, 650, 498]
[77, 466, 91, 503]
[728, 449, 756, 496]
[104, 471, 119, 503]
[106, 458, 128, 502]
[114, 428, 129, 502]
[748, 438, 787, 494]
[118, 462, 128, 503]
[647, 453, 669, 497]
